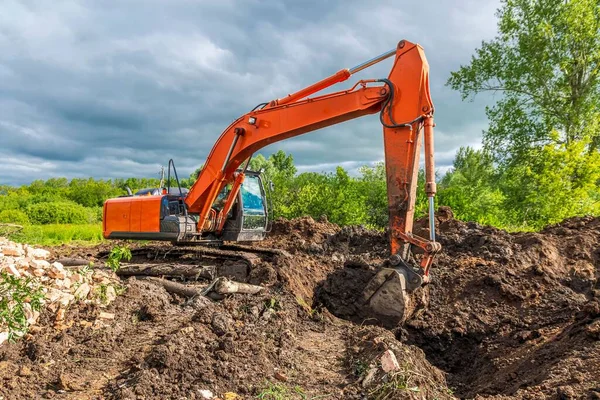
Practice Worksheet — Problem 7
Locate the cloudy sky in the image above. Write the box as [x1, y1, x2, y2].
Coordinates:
[0, 0, 500, 186]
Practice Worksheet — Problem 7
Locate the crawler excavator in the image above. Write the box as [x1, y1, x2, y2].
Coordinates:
[103, 39, 441, 326]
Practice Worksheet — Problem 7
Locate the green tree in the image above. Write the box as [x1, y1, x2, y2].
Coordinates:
[438, 147, 506, 226]
[448, 0, 600, 160]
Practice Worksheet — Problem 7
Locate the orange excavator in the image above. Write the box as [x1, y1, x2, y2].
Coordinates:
[103, 40, 441, 325]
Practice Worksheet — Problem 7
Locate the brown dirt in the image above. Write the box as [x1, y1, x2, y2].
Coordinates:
[1, 212, 599, 399]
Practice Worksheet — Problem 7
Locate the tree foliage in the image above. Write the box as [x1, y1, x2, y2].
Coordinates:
[446, 0, 600, 229]
[448, 0, 600, 160]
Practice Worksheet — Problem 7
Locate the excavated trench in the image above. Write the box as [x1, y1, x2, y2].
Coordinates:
[305, 211, 600, 398]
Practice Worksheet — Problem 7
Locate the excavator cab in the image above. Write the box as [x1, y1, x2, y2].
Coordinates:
[217, 171, 269, 242]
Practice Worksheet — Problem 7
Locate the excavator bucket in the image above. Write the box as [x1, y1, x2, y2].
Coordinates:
[360, 264, 423, 328]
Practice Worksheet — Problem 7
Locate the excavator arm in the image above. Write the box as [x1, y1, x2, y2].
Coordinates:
[186, 40, 439, 280]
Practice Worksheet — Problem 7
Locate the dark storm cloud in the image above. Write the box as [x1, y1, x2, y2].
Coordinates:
[0, 0, 500, 186]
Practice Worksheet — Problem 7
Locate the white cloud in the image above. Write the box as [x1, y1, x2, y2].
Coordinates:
[0, 0, 501, 186]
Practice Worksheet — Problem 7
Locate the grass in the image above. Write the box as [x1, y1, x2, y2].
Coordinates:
[6, 224, 103, 246]
[256, 381, 329, 400]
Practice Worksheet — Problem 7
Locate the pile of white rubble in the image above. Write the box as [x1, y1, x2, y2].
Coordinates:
[0, 237, 120, 344]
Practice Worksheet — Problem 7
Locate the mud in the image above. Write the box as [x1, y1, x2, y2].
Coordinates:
[1, 212, 599, 399]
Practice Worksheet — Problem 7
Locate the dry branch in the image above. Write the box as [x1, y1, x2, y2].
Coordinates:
[117, 264, 215, 280]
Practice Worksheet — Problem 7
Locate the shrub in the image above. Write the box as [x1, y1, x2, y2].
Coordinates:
[0, 209, 30, 225]
[26, 202, 91, 225]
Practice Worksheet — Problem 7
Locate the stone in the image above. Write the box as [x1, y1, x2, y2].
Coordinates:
[32, 269, 46, 277]
[211, 312, 231, 336]
[59, 293, 74, 307]
[5, 264, 21, 278]
[274, 371, 288, 382]
[74, 283, 91, 299]
[380, 350, 400, 373]
[99, 312, 115, 320]
[48, 262, 66, 279]
[0, 332, 8, 345]
[56, 308, 66, 321]
[362, 367, 378, 387]
[2, 246, 21, 257]
[18, 365, 32, 377]
[16, 258, 30, 269]
[30, 259, 50, 269]
[27, 247, 50, 260]
[105, 285, 117, 303]
[181, 326, 194, 334]
[199, 389, 214, 399]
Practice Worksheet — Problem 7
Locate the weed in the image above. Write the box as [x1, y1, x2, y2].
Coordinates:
[78, 263, 94, 277]
[264, 297, 281, 311]
[368, 365, 421, 400]
[295, 296, 318, 317]
[0, 272, 44, 342]
[255, 381, 328, 400]
[96, 284, 109, 304]
[353, 359, 369, 377]
[106, 245, 132, 272]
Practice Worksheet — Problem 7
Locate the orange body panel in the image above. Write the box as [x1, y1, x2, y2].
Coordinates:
[103, 196, 162, 238]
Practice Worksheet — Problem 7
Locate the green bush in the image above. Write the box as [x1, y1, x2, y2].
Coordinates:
[0, 209, 30, 225]
[26, 202, 92, 225]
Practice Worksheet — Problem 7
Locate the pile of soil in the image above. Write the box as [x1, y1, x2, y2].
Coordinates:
[1, 211, 599, 399]
[315, 210, 600, 399]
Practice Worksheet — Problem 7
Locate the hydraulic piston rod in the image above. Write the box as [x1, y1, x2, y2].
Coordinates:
[274, 47, 396, 106]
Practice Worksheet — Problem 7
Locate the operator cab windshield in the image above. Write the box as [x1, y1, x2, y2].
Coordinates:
[240, 175, 266, 216]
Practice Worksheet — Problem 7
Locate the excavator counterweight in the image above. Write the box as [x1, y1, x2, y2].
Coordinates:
[102, 40, 441, 326]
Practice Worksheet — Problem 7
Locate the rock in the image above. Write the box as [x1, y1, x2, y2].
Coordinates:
[24, 303, 40, 325]
[557, 386, 576, 399]
[58, 293, 74, 307]
[99, 312, 115, 320]
[27, 247, 50, 260]
[211, 312, 231, 336]
[74, 283, 91, 299]
[0, 331, 8, 345]
[586, 320, 600, 339]
[32, 269, 46, 277]
[199, 389, 214, 399]
[30, 259, 50, 269]
[16, 258, 30, 269]
[274, 371, 288, 382]
[105, 285, 117, 303]
[380, 350, 400, 373]
[362, 367, 378, 387]
[18, 365, 32, 377]
[181, 326, 194, 334]
[48, 262, 66, 279]
[56, 308, 66, 321]
[3, 246, 22, 257]
[5, 264, 21, 278]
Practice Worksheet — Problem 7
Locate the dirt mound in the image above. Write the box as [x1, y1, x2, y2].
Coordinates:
[315, 212, 600, 399]
[0, 217, 450, 399]
[2, 213, 598, 399]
